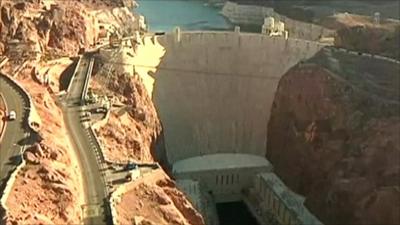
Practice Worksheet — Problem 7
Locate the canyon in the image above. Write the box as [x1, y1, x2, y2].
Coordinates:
[0, 0, 398, 225]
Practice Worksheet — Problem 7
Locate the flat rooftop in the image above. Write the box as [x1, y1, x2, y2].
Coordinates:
[173, 153, 272, 174]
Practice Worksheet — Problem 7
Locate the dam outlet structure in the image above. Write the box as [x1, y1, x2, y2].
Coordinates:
[147, 30, 327, 225]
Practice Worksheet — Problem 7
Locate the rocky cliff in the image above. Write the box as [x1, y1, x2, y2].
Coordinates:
[320, 13, 400, 60]
[267, 48, 400, 225]
[0, 0, 97, 57]
[0, 0, 138, 58]
[0, 0, 202, 224]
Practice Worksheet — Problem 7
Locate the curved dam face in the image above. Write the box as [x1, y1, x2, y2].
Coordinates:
[152, 32, 325, 164]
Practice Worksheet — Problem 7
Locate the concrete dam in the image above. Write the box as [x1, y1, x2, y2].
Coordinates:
[145, 31, 327, 225]
[153, 31, 325, 163]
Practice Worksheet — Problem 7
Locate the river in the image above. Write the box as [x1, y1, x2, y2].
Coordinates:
[135, 0, 233, 32]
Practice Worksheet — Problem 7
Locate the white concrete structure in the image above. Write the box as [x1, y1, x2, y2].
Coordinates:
[374, 12, 381, 25]
[154, 31, 325, 163]
[234, 26, 240, 33]
[262, 17, 287, 37]
[251, 173, 323, 225]
[264, 17, 275, 30]
[172, 154, 323, 225]
[138, 15, 146, 31]
[174, 26, 181, 43]
[173, 153, 273, 203]
[276, 21, 285, 33]
[176, 180, 219, 225]
[176, 180, 203, 211]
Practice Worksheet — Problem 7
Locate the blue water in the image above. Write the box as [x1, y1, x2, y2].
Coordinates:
[135, 0, 233, 32]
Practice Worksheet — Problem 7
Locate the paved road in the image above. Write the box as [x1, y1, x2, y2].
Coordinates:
[0, 75, 29, 189]
[62, 55, 111, 225]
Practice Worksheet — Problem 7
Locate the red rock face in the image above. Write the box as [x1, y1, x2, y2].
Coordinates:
[335, 25, 400, 60]
[93, 71, 162, 163]
[266, 62, 400, 225]
[0, 0, 98, 57]
[116, 170, 205, 225]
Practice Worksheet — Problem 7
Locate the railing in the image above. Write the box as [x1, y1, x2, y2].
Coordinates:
[0, 93, 7, 143]
[81, 58, 95, 105]
[66, 56, 82, 94]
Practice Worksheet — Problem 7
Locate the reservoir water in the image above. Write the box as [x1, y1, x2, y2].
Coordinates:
[135, 0, 233, 32]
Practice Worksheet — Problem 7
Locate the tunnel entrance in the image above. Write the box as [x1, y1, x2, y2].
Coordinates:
[216, 201, 260, 225]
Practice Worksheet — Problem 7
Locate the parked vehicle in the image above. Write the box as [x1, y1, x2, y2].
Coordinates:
[8, 110, 16, 120]
[95, 107, 107, 113]
[81, 111, 91, 118]
[124, 162, 138, 171]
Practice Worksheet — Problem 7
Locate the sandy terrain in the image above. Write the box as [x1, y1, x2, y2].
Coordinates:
[117, 169, 205, 225]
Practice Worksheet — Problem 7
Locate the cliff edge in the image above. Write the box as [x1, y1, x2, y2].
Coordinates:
[267, 48, 400, 225]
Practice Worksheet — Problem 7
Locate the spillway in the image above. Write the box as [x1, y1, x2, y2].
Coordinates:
[152, 31, 325, 164]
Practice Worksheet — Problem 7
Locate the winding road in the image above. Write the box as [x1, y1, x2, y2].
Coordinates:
[0, 74, 29, 189]
[62, 54, 110, 225]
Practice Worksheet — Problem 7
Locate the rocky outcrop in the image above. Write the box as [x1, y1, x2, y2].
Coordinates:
[266, 49, 400, 225]
[116, 169, 205, 225]
[335, 25, 400, 60]
[93, 68, 162, 163]
[4, 65, 84, 224]
[319, 13, 400, 60]
[0, 0, 100, 57]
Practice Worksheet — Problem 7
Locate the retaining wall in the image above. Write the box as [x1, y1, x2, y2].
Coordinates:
[0, 93, 7, 143]
[108, 169, 143, 225]
[66, 56, 82, 94]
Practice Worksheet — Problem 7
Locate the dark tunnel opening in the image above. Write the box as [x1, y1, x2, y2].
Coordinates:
[216, 201, 260, 225]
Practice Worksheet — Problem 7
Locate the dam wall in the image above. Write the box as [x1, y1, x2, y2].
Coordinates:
[152, 31, 325, 164]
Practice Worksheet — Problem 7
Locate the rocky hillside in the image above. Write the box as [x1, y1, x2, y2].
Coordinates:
[320, 13, 400, 60]
[1, 59, 85, 225]
[0, 0, 202, 224]
[117, 169, 205, 225]
[266, 48, 400, 225]
[0, 0, 137, 58]
[0, 0, 97, 57]
[91, 66, 162, 163]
